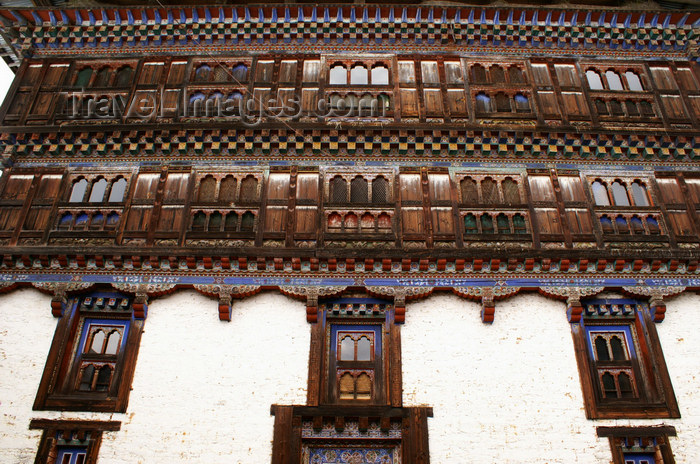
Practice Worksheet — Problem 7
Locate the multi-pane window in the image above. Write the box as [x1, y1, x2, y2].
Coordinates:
[30, 419, 120, 464]
[34, 291, 144, 412]
[330, 324, 383, 403]
[598, 428, 677, 464]
[571, 299, 679, 419]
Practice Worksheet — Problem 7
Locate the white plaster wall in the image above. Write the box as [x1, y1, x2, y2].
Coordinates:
[0, 289, 309, 464]
[0, 288, 57, 463]
[402, 293, 700, 464]
[1, 288, 698, 464]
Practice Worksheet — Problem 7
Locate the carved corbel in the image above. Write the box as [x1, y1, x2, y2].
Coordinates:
[306, 289, 319, 324]
[31, 282, 94, 317]
[566, 294, 584, 323]
[132, 292, 148, 320]
[393, 290, 406, 324]
[218, 292, 233, 322]
[480, 288, 495, 324]
[621, 285, 685, 323]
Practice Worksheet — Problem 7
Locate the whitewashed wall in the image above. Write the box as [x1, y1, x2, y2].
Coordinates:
[1, 288, 698, 464]
[402, 292, 700, 464]
[0, 289, 309, 464]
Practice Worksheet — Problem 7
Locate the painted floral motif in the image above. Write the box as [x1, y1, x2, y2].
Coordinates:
[308, 447, 394, 464]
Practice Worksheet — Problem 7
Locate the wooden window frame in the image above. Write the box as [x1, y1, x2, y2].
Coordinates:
[34, 291, 145, 413]
[571, 299, 680, 419]
[29, 419, 120, 464]
[597, 426, 676, 464]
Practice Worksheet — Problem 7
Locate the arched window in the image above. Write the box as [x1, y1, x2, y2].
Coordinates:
[239, 176, 258, 203]
[371, 65, 389, 85]
[106, 212, 120, 229]
[240, 211, 255, 231]
[630, 216, 644, 234]
[329, 65, 347, 85]
[191, 211, 206, 231]
[90, 213, 104, 229]
[605, 70, 624, 91]
[339, 372, 354, 399]
[219, 176, 237, 203]
[615, 215, 629, 234]
[358, 93, 375, 116]
[640, 101, 655, 117]
[595, 336, 610, 361]
[595, 99, 608, 115]
[625, 100, 639, 117]
[105, 331, 121, 355]
[58, 213, 73, 229]
[329, 93, 343, 111]
[69, 178, 88, 203]
[513, 214, 527, 234]
[591, 181, 610, 206]
[508, 66, 524, 84]
[350, 176, 368, 203]
[586, 70, 604, 90]
[188, 92, 205, 116]
[360, 213, 374, 230]
[464, 213, 478, 234]
[618, 372, 634, 398]
[212, 66, 229, 82]
[475, 93, 492, 113]
[609, 99, 624, 116]
[646, 216, 660, 234]
[610, 336, 626, 360]
[611, 181, 630, 206]
[88, 178, 107, 203]
[495, 92, 510, 112]
[625, 71, 644, 91]
[328, 212, 342, 230]
[93, 67, 111, 87]
[461, 178, 478, 204]
[195, 64, 211, 82]
[74, 212, 89, 229]
[89, 329, 106, 353]
[115, 67, 134, 87]
[496, 214, 511, 234]
[208, 211, 222, 232]
[514, 93, 530, 112]
[377, 213, 391, 230]
[480, 214, 494, 234]
[95, 365, 112, 391]
[231, 64, 248, 82]
[224, 212, 238, 231]
[481, 178, 499, 204]
[356, 372, 372, 399]
[490, 65, 506, 83]
[350, 65, 369, 85]
[600, 215, 614, 234]
[75, 68, 93, 87]
[377, 93, 391, 113]
[330, 176, 348, 203]
[502, 178, 520, 204]
[226, 92, 244, 115]
[198, 175, 217, 202]
[344, 213, 358, 230]
[79, 364, 95, 391]
[471, 64, 487, 83]
[372, 177, 389, 204]
[108, 178, 127, 203]
[630, 182, 650, 206]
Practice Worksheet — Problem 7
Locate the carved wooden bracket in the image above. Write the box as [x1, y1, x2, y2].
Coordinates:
[193, 284, 261, 321]
[621, 286, 686, 323]
[132, 292, 148, 320]
[31, 282, 94, 317]
[366, 286, 434, 324]
[480, 288, 495, 324]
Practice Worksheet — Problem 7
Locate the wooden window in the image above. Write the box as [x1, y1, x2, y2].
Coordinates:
[421, 62, 439, 84]
[606, 70, 624, 91]
[571, 299, 679, 419]
[611, 181, 631, 206]
[350, 176, 369, 204]
[530, 63, 552, 85]
[475, 92, 491, 113]
[481, 178, 499, 204]
[350, 65, 368, 85]
[69, 178, 89, 203]
[444, 62, 464, 84]
[329, 65, 347, 85]
[555, 64, 580, 87]
[495, 92, 510, 112]
[93, 67, 111, 87]
[508, 66, 525, 84]
[329, 176, 348, 203]
[490, 65, 505, 84]
[371, 176, 389, 204]
[471, 64, 487, 84]
[34, 291, 145, 412]
[461, 177, 479, 204]
[398, 61, 416, 84]
[592, 180, 611, 206]
[609, 99, 624, 116]
[595, 98, 609, 115]
[675, 67, 699, 91]
[514, 93, 530, 112]
[630, 182, 650, 207]
[586, 70, 604, 90]
[114, 67, 134, 87]
[371, 65, 389, 85]
[649, 67, 676, 90]
[501, 178, 521, 204]
[239, 175, 259, 203]
[597, 426, 676, 464]
[30, 419, 120, 464]
[74, 68, 93, 87]
[625, 71, 644, 91]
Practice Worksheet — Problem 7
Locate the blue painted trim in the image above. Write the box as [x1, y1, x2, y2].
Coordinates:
[77, 318, 130, 356]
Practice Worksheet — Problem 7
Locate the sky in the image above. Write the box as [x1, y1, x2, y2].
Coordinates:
[0, 59, 15, 103]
